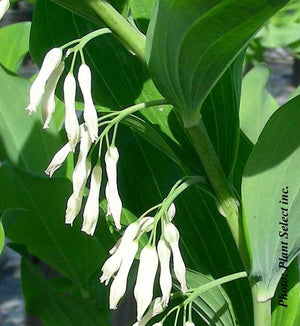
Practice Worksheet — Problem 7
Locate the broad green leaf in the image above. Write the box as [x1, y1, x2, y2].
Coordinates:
[272, 258, 300, 326]
[0, 165, 106, 285]
[0, 65, 66, 175]
[147, 0, 289, 127]
[240, 64, 278, 144]
[242, 95, 300, 301]
[186, 270, 238, 325]
[21, 257, 111, 326]
[0, 22, 31, 73]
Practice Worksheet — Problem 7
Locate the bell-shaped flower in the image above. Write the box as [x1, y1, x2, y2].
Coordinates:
[65, 193, 83, 225]
[82, 164, 102, 235]
[41, 62, 65, 129]
[157, 239, 172, 307]
[164, 223, 187, 292]
[45, 142, 72, 177]
[26, 48, 62, 114]
[63, 73, 80, 151]
[0, 0, 9, 20]
[134, 246, 158, 321]
[109, 241, 138, 309]
[105, 146, 122, 229]
[132, 297, 164, 326]
[78, 64, 98, 142]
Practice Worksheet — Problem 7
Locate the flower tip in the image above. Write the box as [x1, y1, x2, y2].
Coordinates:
[43, 124, 49, 130]
[25, 105, 35, 115]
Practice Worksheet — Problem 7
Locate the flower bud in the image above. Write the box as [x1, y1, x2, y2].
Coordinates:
[63, 73, 80, 151]
[185, 322, 195, 326]
[157, 239, 172, 307]
[109, 241, 138, 309]
[105, 146, 122, 229]
[0, 0, 10, 21]
[167, 203, 176, 221]
[134, 246, 158, 321]
[41, 62, 65, 129]
[82, 164, 102, 235]
[164, 223, 187, 292]
[78, 64, 98, 142]
[45, 142, 72, 177]
[65, 193, 83, 225]
[26, 48, 62, 114]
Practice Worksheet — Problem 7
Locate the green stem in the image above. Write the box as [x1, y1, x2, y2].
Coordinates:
[86, 0, 146, 62]
[187, 121, 249, 269]
[251, 286, 271, 326]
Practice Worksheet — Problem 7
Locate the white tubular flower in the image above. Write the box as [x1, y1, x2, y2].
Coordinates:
[105, 146, 122, 229]
[82, 164, 102, 235]
[72, 127, 92, 198]
[132, 297, 164, 326]
[0, 0, 9, 21]
[78, 64, 98, 142]
[45, 142, 72, 177]
[167, 203, 176, 221]
[64, 73, 80, 151]
[164, 223, 187, 292]
[109, 238, 121, 255]
[157, 239, 172, 307]
[26, 48, 62, 114]
[185, 322, 195, 326]
[41, 62, 65, 129]
[101, 222, 140, 284]
[134, 246, 159, 321]
[65, 193, 83, 225]
[109, 241, 138, 309]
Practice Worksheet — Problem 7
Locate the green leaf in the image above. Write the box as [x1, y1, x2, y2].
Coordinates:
[240, 64, 278, 144]
[130, 0, 155, 33]
[21, 257, 111, 326]
[242, 95, 300, 301]
[272, 258, 300, 326]
[185, 270, 239, 326]
[0, 22, 31, 73]
[147, 0, 289, 127]
[0, 165, 106, 285]
[0, 65, 67, 175]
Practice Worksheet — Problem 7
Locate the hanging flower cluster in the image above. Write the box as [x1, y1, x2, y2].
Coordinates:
[0, 0, 9, 21]
[100, 197, 189, 323]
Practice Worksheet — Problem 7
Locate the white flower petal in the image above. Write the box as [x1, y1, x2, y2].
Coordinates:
[0, 0, 10, 21]
[134, 246, 158, 321]
[109, 241, 138, 309]
[65, 193, 83, 225]
[137, 216, 154, 235]
[185, 322, 195, 326]
[132, 297, 164, 326]
[25, 48, 62, 114]
[167, 203, 176, 221]
[78, 64, 98, 142]
[45, 142, 72, 177]
[164, 223, 187, 292]
[82, 164, 102, 235]
[100, 251, 123, 285]
[41, 62, 65, 129]
[105, 146, 122, 229]
[157, 239, 172, 307]
[63, 73, 80, 151]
